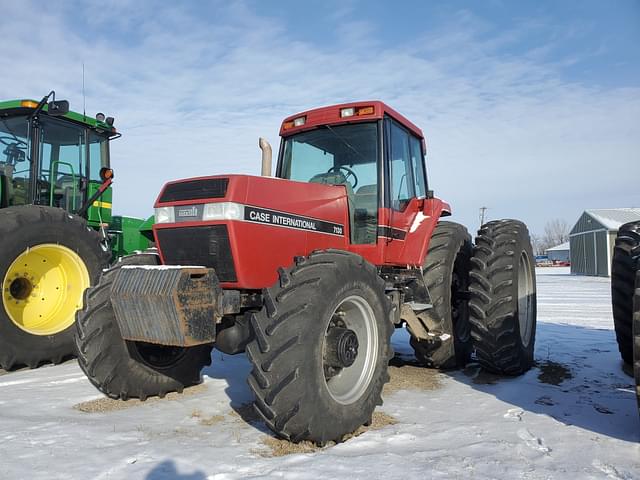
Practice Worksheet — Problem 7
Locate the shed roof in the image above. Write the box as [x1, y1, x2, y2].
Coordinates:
[547, 241, 570, 252]
[584, 208, 640, 231]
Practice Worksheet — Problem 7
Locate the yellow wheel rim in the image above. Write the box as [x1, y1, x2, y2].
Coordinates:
[2, 244, 90, 336]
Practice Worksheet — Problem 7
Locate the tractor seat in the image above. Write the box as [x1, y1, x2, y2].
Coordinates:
[354, 184, 377, 213]
[54, 176, 82, 211]
[308, 171, 356, 203]
[353, 185, 378, 244]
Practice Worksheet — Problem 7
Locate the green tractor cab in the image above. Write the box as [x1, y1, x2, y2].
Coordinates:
[0, 92, 152, 370]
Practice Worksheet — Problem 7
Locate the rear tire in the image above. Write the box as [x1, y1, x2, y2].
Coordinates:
[246, 250, 393, 444]
[410, 221, 472, 369]
[75, 252, 212, 400]
[611, 221, 640, 365]
[633, 271, 640, 416]
[0, 206, 109, 370]
[469, 220, 537, 375]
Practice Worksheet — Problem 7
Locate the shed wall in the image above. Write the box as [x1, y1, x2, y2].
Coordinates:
[570, 229, 610, 276]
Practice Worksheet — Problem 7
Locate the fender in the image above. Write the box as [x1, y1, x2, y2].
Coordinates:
[382, 197, 452, 268]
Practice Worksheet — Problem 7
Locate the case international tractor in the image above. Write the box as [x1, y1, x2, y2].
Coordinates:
[0, 92, 151, 371]
[76, 101, 537, 444]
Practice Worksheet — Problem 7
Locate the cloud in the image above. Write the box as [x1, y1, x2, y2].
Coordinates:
[1, 0, 638, 234]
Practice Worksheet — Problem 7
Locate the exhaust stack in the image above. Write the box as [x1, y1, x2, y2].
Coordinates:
[259, 137, 272, 177]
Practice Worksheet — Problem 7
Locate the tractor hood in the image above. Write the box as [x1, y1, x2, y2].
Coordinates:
[152, 174, 350, 289]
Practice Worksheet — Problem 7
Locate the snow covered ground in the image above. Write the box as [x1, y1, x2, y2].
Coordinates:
[0, 267, 638, 479]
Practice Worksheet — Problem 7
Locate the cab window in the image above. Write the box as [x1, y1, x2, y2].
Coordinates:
[409, 135, 427, 198]
[0, 115, 30, 207]
[88, 132, 109, 181]
[388, 120, 414, 211]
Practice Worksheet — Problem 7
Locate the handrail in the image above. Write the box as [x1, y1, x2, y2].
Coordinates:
[49, 161, 77, 210]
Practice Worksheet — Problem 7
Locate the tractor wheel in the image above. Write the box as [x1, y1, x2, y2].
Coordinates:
[75, 252, 213, 400]
[611, 221, 640, 365]
[469, 220, 537, 375]
[633, 271, 640, 415]
[0, 205, 109, 370]
[409, 221, 472, 369]
[246, 250, 393, 444]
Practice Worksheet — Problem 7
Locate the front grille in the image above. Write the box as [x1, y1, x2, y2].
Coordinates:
[156, 225, 237, 282]
[159, 178, 228, 203]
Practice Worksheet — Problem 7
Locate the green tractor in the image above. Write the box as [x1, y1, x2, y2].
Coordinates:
[0, 91, 152, 370]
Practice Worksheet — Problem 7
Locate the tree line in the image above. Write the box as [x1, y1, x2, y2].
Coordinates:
[530, 219, 570, 256]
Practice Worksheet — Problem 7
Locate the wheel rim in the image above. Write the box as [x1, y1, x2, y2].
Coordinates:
[323, 295, 378, 405]
[2, 244, 90, 335]
[517, 251, 535, 347]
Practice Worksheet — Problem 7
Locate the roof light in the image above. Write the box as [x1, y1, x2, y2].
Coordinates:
[356, 106, 374, 115]
[96, 113, 106, 122]
[340, 107, 355, 118]
[283, 120, 295, 130]
[293, 116, 306, 127]
[20, 100, 38, 108]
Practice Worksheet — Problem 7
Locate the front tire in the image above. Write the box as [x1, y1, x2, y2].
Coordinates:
[611, 221, 640, 365]
[75, 252, 213, 400]
[0, 206, 109, 370]
[246, 250, 393, 444]
[469, 220, 537, 375]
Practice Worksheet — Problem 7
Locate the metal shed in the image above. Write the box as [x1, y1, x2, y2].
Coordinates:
[546, 242, 570, 263]
[569, 208, 640, 276]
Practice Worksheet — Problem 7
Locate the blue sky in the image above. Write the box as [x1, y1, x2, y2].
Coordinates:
[1, 0, 638, 235]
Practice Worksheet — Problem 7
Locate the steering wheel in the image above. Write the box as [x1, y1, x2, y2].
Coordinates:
[328, 165, 358, 189]
[0, 136, 27, 148]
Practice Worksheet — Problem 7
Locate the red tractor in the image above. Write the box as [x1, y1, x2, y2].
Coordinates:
[75, 101, 537, 444]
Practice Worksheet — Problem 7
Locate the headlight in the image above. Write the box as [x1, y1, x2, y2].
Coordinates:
[155, 206, 175, 224]
[202, 202, 244, 221]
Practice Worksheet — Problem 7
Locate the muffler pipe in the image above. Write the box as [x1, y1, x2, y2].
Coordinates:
[259, 137, 272, 177]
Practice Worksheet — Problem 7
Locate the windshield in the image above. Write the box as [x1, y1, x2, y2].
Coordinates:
[280, 122, 379, 244]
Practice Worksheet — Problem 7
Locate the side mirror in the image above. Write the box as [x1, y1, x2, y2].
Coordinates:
[47, 100, 69, 116]
[426, 189, 434, 199]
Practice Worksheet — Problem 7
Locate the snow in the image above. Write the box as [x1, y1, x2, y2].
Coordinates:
[1, 267, 638, 479]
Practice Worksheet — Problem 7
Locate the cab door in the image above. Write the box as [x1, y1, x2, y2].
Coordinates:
[382, 118, 439, 267]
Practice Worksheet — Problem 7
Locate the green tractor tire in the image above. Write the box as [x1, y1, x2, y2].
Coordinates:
[0, 205, 109, 370]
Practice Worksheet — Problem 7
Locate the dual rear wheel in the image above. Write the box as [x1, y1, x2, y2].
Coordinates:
[410, 220, 536, 375]
[611, 221, 640, 415]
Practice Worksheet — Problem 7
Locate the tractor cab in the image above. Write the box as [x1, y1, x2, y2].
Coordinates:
[276, 101, 443, 248]
[0, 97, 117, 225]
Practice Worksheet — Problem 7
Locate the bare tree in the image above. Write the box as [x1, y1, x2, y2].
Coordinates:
[539, 219, 570, 253]
[530, 233, 544, 256]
